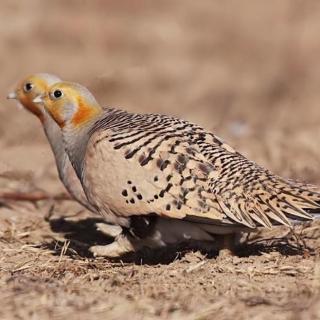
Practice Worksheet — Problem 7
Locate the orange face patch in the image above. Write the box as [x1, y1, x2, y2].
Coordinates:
[15, 77, 49, 121]
[19, 92, 44, 121]
[71, 97, 100, 127]
[50, 106, 65, 127]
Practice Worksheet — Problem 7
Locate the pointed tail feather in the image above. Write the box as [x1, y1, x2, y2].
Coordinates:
[214, 173, 320, 228]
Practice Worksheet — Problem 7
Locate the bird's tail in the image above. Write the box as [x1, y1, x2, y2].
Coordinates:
[262, 177, 320, 226]
[213, 170, 320, 229]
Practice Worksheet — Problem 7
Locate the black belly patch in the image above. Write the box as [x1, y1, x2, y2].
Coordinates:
[128, 214, 158, 239]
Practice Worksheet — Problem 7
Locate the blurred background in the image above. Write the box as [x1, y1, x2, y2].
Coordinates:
[1, 0, 320, 194]
[1, 3, 320, 318]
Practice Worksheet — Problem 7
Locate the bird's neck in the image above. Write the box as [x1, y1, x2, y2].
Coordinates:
[62, 116, 99, 181]
[42, 112, 69, 181]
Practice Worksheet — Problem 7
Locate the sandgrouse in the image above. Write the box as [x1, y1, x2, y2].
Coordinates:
[40, 81, 320, 257]
[7, 74, 122, 239]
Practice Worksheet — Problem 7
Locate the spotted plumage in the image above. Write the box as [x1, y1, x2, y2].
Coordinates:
[83, 108, 320, 229]
[41, 81, 320, 255]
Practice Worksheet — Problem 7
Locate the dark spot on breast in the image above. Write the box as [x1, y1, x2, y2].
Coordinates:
[154, 176, 159, 182]
[166, 204, 171, 211]
[125, 150, 136, 159]
[154, 195, 159, 199]
[159, 190, 165, 198]
[160, 160, 170, 171]
[132, 186, 137, 192]
[127, 180, 132, 184]
[139, 154, 151, 166]
[177, 202, 182, 210]
[139, 154, 146, 164]
[129, 215, 158, 239]
[122, 190, 128, 197]
[156, 159, 170, 171]
[125, 149, 132, 157]
[166, 175, 172, 182]
[137, 194, 143, 200]
[130, 198, 135, 204]
[165, 183, 173, 192]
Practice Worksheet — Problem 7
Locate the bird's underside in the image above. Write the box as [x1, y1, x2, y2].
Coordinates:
[81, 108, 320, 237]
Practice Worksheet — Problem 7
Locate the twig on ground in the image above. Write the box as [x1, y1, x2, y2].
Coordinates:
[185, 260, 208, 273]
[0, 191, 72, 202]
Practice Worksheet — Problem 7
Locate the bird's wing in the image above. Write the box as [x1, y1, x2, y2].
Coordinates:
[84, 110, 320, 229]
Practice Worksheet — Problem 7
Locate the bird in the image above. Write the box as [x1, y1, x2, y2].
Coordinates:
[7, 74, 122, 240]
[39, 81, 320, 257]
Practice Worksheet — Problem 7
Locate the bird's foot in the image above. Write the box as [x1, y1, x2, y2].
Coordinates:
[217, 234, 237, 260]
[89, 233, 136, 258]
[217, 248, 235, 259]
[95, 222, 123, 238]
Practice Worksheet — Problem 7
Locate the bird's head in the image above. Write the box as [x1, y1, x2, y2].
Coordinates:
[7, 73, 61, 121]
[41, 82, 103, 129]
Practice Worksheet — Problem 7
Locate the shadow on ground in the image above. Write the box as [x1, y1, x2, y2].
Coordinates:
[42, 217, 314, 265]
[238, 240, 310, 257]
[44, 217, 114, 258]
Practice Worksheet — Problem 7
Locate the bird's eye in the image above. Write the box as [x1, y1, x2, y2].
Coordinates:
[23, 82, 33, 93]
[50, 89, 63, 100]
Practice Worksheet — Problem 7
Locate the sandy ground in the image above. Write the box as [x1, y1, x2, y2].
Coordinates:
[1, 1, 320, 319]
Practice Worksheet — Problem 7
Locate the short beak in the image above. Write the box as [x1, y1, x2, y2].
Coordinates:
[7, 92, 17, 99]
[33, 95, 43, 104]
